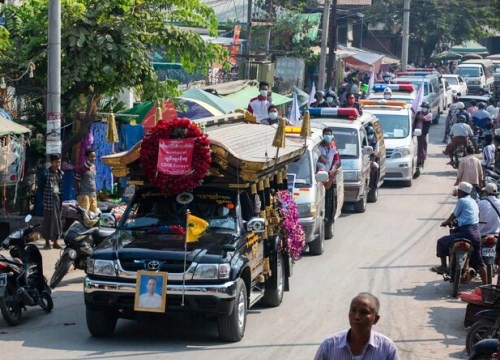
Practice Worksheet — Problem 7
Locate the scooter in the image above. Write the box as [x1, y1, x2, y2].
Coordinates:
[50, 207, 115, 288]
[0, 214, 53, 325]
[466, 308, 500, 355]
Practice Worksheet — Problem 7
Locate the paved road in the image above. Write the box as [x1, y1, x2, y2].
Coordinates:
[1, 116, 475, 359]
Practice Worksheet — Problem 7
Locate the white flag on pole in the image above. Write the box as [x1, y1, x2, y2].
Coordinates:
[411, 80, 425, 113]
[309, 82, 316, 105]
[289, 91, 301, 124]
[367, 71, 375, 95]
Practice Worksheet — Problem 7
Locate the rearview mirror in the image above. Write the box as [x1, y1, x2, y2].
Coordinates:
[315, 171, 329, 183]
[24, 214, 32, 224]
[246, 217, 266, 233]
[362, 146, 373, 156]
[413, 129, 422, 137]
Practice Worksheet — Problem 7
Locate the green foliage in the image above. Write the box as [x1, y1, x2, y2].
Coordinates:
[365, 0, 500, 61]
[0, 0, 228, 152]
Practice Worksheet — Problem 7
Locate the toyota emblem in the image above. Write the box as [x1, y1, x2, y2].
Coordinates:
[147, 260, 161, 270]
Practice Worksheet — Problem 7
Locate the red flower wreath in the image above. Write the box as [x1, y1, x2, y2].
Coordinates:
[139, 118, 211, 195]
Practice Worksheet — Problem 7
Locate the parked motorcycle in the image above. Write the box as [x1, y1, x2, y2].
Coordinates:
[0, 214, 53, 325]
[469, 285, 500, 359]
[466, 308, 500, 355]
[49, 207, 116, 288]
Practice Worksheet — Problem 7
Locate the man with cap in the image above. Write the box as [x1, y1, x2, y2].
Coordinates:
[432, 181, 487, 284]
[311, 90, 331, 108]
[478, 183, 500, 237]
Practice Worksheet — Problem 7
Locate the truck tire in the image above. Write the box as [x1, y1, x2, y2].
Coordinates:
[325, 219, 335, 239]
[86, 307, 118, 337]
[309, 219, 324, 255]
[218, 278, 247, 342]
[353, 186, 368, 213]
[367, 186, 378, 203]
[261, 253, 284, 307]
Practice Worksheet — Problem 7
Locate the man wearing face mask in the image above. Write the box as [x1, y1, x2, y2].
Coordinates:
[247, 81, 273, 122]
[383, 87, 392, 100]
[412, 102, 433, 176]
[342, 94, 363, 115]
[310, 90, 331, 108]
[261, 105, 285, 126]
[319, 128, 341, 179]
[325, 90, 339, 107]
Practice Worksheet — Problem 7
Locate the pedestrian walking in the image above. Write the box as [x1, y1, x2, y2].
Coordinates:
[41, 154, 64, 249]
[75, 148, 98, 213]
[314, 292, 400, 360]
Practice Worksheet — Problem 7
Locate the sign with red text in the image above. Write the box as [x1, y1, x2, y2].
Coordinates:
[157, 138, 195, 175]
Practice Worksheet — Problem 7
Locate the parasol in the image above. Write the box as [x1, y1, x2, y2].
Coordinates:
[431, 51, 462, 61]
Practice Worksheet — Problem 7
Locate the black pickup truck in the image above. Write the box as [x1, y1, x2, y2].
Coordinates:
[84, 185, 291, 342]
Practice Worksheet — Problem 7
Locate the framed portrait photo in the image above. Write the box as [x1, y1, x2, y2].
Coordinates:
[134, 270, 167, 313]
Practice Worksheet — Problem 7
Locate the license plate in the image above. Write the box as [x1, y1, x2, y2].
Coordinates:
[482, 248, 496, 257]
[0, 273, 6, 287]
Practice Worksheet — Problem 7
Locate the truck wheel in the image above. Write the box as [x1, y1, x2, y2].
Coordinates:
[309, 219, 324, 255]
[353, 187, 368, 213]
[261, 253, 285, 307]
[367, 186, 378, 203]
[86, 307, 118, 337]
[218, 278, 247, 342]
[325, 219, 335, 239]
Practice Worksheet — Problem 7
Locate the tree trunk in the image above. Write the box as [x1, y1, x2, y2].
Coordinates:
[62, 95, 99, 156]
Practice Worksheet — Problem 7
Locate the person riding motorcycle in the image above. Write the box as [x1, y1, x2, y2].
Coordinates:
[431, 181, 487, 285]
[445, 115, 473, 165]
[455, 102, 471, 126]
[472, 102, 493, 153]
[443, 95, 461, 143]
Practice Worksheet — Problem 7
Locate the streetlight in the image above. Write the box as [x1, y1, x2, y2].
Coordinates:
[356, 13, 364, 49]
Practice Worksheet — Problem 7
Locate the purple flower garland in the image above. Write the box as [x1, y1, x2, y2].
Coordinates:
[277, 190, 305, 260]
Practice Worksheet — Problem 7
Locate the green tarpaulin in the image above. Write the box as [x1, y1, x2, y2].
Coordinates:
[182, 88, 240, 114]
[223, 87, 292, 108]
[451, 40, 488, 55]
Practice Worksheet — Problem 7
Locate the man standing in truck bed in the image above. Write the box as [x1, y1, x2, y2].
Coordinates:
[247, 81, 272, 123]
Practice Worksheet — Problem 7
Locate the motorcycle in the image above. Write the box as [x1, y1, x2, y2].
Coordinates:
[473, 128, 485, 154]
[0, 214, 53, 325]
[438, 221, 475, 298]
[469, 285, 500, 359]
[466, 308, 500, 355]
[49, 207, 116, 288]
[481, 235, 497, 285]
[451, 142, 468, 169]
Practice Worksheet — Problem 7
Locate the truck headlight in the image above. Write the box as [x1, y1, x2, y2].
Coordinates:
[297, 203, 317, 218]
[193, 264, 231, 280]
[343, 171, 359, 182]
[87, 259, 115, 276]
[391, 147, 411, 159]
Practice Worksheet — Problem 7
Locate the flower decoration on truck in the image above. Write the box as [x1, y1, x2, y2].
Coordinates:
[140, 118, 211, 195]
[277, 190, 305, 260]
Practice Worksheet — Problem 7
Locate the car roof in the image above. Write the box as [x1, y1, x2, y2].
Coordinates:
[311, 113, 377, 130]
[458, 95, 491, 101]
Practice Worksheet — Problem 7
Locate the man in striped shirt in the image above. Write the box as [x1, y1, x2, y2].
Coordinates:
[314, 292, 399, 360]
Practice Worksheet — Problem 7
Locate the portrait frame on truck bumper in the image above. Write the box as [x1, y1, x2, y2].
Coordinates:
[134, 270, 167, 313]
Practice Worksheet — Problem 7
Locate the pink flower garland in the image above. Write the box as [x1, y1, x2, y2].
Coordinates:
[277, 190, 305, 260]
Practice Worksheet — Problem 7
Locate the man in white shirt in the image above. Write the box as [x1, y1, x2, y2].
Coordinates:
[139, 277, 162, 308]
[247, 81, 272, 122]
[479, 183, 500, 237]
[445, 114, 473, 165]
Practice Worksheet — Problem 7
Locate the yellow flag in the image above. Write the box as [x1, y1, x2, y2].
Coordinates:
[186, 214, 209, 243]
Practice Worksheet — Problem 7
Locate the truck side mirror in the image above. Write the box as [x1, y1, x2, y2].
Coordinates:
[315, 171, 329, 183]
[24, 214, 32, 223]
[413, 129, 422, 137]
[362, 146, 373, 156]
[246, 217, 266, 233]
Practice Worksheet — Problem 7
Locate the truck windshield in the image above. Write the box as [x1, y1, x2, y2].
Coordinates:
[457, 67, 480, 77]
[444, 77, 458, 85]
[288, 151, 312, 188]
[376, 114, 410, 139]
[121, 190, 238, 231]
[331, 127, 359, 159]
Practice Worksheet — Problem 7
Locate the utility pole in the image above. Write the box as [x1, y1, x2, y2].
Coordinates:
[46, 0, 61, 156]
[401, 0, 410, 71]
[326, 0, 338, 90]
[318, 0, 331, 90]
[246, 0, 253, 79]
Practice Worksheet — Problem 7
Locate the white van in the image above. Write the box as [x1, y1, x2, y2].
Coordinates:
[456, 59, 495, 95]
[310, 107, 386, 213]
[286, 127, 344, 255]
[360, 100, 422, 187]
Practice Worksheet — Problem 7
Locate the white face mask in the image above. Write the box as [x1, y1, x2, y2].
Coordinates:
[384, 93, 391, 100]
[419, 107, 428, 113]
[326, 97, 334, 103]
[260, 90, 268, 97]
[268, 112, 278, 120]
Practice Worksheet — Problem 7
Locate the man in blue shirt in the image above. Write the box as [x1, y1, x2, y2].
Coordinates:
[431, 181, 486, 284]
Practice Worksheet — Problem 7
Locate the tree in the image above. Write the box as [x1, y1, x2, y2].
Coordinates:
[0, 0, 228, 155]
[364, 0, 500, 63]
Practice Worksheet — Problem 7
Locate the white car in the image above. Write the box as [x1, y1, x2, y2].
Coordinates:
[441, 78, 453, 109]
[442, 74, 468, 96]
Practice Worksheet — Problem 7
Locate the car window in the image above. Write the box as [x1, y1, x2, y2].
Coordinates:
[446, 77, 459, 85]
[288, 151, 312, 188]
[376, 114, 410, 139]
[458, 76, 464, 83]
